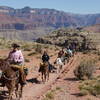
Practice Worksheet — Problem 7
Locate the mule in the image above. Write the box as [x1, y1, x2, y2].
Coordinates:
[54, 57, 64, 73]
[39, 62, 49, 83]
[0, 59, 25, 100]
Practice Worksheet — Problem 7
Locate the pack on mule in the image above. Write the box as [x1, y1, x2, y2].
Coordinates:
[0, 59, 25, 100]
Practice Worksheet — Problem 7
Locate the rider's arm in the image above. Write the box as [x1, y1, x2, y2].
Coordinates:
[18, 50, 24, 62]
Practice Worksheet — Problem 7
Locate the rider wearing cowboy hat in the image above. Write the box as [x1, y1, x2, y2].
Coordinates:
[7, 43, 24, 65]
[7, 43, 26, 85]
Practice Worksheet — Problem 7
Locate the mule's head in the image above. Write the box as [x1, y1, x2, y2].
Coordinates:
[40, 63, 43, 67]
[0, 59, 10, 71]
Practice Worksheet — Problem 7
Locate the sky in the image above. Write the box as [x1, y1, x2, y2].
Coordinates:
[0, 0, 100, 14]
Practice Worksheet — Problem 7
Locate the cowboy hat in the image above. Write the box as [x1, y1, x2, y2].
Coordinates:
[12, 43, 20, 48]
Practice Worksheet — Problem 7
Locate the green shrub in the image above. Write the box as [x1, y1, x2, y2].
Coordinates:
[79, 89, 89, 96]
[56, 87, 61, 91]
[45, 91, 54, 100]
[35, 44, 42, 53]
[91, 82, 100, 96]
[79, 77, 100, 96]
[74, 59, 96, 80]
[97, 50, 100, 55]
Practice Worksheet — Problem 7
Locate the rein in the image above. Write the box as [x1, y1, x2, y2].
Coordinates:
[3, 71, 19, 81]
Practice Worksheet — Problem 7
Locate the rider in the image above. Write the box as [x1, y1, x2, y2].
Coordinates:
[58, 48, 64, 58]
[39, 50, 50, 72]
[66, 47, 73, 57]
[42, 51, 50, 63]
[7, 43, 26, 85]
[7, 43, 24, 65]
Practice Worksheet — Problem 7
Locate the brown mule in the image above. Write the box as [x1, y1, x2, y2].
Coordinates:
[0, 59, 25, 100]
[39, 62, 49, 83]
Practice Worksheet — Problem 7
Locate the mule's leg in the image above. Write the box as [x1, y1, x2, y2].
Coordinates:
[67, 57, 69, 63]
[57, 65, 59, 73]
[47, 70, 49, 81]
[44, 73, 46, 82]
[15, 84, 19, 99]
[19, 85, 23, 98]
[41, 72, 44, 82]
[58, 65, 60, 73]
[63, 58, 66, 65]
[61, 65, 62, 70]
[8, 88, 13, 100]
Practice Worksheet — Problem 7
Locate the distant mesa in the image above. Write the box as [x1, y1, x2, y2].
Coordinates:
[0, 6, 100, 30]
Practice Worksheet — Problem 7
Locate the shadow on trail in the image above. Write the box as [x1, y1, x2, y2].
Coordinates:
[27, 78, 41, 84]
[71, 93, 83, 97]
[0, 91, 8, 100]
[64, 77, 78, 81]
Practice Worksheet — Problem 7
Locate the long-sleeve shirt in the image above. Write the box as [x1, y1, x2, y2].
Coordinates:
[8, 50, 24, 64]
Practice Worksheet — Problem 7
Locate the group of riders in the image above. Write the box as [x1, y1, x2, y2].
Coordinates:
[40, 46, 74, 73]
[41, 47, 73, 64]
[0, 43, 74, 86]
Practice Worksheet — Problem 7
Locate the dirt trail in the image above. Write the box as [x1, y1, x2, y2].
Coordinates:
[20, 53, 80, 100]
[1, 51, 98, 100]
[42, 53, 100, 100]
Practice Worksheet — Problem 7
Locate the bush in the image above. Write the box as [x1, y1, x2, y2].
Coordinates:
[44, 91, 54, 100]
[74, 59, 96, 80]
[79, 77, 100, 96]
[79, 89, 89, 96]
[35, 44, 42, 53]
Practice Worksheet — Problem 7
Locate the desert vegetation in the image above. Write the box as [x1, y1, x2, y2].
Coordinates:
[73, 53, 100, 98]
[0, 26, 100, 100]
[74, 57, 97, 80]
[79, 76, 100, 97]
[36, 27, 100, 53]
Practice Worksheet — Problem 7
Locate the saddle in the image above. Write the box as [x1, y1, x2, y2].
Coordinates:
[39, 62, 48, 72]
[11, 65, 28, 75]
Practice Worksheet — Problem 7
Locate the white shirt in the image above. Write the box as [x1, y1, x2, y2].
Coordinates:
[56, 58, 63, 65]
